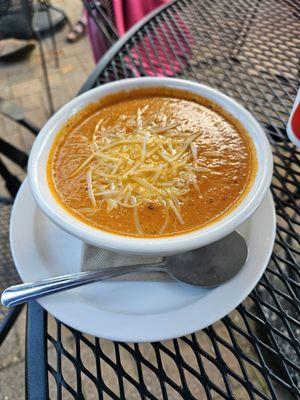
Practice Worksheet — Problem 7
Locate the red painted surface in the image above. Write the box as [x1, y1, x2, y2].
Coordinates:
[291, 103, 300, 139]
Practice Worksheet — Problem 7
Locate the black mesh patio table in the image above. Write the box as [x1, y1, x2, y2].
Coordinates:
[25, 1, 299, 399]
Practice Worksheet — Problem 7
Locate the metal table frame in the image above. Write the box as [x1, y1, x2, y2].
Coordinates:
[25, 0, 299, 399]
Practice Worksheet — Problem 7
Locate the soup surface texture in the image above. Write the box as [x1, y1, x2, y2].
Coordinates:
[48, 88, 256, 237]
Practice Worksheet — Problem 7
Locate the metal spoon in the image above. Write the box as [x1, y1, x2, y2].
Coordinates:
[1, 232, 247, 307]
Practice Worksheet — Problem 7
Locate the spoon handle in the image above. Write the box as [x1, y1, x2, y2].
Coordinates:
[1, 264, 166, 307]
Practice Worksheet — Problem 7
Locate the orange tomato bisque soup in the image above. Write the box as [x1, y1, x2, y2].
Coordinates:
[47, 87, 257, 237]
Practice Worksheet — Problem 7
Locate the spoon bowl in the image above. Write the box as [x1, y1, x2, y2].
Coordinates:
[166, 231, 248, 287]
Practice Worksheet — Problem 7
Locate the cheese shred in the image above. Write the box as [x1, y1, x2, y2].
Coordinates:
[70, 108, 216, 233]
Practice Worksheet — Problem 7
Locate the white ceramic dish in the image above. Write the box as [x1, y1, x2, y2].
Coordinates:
[10, 180, 276, 342]
[28, 77, 273, 255]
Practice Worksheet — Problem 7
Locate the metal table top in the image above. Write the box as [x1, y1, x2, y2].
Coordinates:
[26, 1, 300, 399]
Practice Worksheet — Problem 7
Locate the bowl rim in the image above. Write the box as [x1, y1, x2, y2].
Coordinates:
[28, 77, 273, 255]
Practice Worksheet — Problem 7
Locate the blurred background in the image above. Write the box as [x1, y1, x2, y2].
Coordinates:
[0, 2, 94, 398]
[0, 0, 94, 198]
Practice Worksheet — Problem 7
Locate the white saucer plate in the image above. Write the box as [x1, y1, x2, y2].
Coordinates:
[10, 180, 276, 342]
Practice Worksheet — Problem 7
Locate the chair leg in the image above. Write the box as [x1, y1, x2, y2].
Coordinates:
[19, 119, 40, 136]
[0, 306, 23, 346]
[45, 2, 59, 68]
[26, 302, 48, 400]
[0, 138, 28, 169]
[46, 1, 73, 30]
[0, 158, 22, 198]
[36, 33, 55, 115]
